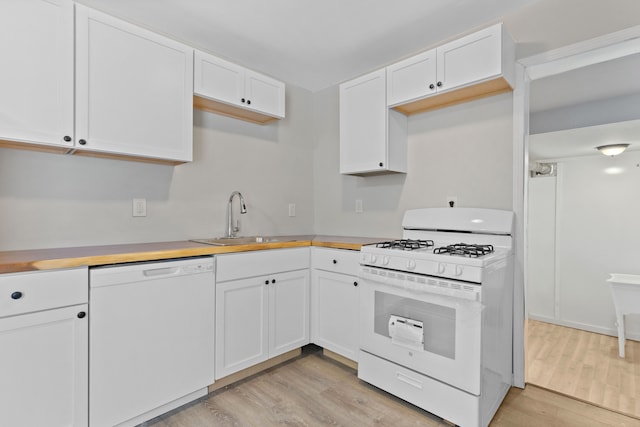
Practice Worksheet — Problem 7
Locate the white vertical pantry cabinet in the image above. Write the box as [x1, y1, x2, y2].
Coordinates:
[75, 5, 193, 163]
[0, 267, 88, 427]
[0, 0, 74, 151]
[194, 50, 285, 124]
[311, 247, 361, 362]
[215, 248, 310, 379]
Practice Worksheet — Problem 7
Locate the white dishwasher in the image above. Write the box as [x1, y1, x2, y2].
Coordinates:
[89, 257, 215, 427]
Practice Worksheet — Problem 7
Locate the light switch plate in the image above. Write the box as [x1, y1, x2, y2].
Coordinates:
[133, 198, 147, 217]
[288, 203, 296, 217]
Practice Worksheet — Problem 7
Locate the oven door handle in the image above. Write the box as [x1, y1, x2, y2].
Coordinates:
[396, 372, 423, 390]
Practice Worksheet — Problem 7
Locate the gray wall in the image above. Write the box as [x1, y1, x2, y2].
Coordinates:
[0, 85, 315, 250]
[313, 86, 514, 238]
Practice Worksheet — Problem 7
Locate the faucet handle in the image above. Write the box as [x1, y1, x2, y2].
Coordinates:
[233, 220, 240, 233]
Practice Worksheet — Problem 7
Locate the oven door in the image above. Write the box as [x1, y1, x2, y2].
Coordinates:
[359, 272, 482, 395]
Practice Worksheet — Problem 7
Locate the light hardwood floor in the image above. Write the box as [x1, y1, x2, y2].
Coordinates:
[147, 346, 640, 427]
[527, 319, 640, 419]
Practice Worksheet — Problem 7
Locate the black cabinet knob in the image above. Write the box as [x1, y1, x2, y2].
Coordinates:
[10, 291, 22, 300]
[247, 100, 251, 105]
[265, 280, 269, 285]
[271, 279, 276, 284]
[429, 83, 435, 90]
[77, 311, 86, 319]
[353, 281, 358, 287]
[332, 259, 337, 264]
[78, 139, 87, 145]
[241, 98, 246, 103]
[63, 135, 72, 142]
[379, 162, 384, 167]
[437, 81, 443, 87]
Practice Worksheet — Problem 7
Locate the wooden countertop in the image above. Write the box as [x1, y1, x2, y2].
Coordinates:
[0, 235, 389, 274]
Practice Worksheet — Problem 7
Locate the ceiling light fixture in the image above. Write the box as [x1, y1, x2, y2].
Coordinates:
[596, 143, 630, 157]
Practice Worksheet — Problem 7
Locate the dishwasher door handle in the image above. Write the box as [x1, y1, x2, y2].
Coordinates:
[142, 267, 180, 277]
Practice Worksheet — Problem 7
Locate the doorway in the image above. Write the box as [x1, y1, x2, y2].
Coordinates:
[522, 44, 640, 417]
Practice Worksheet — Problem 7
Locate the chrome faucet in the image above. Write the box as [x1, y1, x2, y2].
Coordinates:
[227, 191, 247, 238]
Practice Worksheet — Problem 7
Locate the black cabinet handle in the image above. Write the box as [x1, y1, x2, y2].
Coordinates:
[265, 280, 269, 285]
[379, 162, 384, 167]
[77, 311, 86, 319]
[437, 81, 443, 87]
[78, 139, 87, 145]
[247, 100, 251, 105]
[241, 98, 246, 103]
[429, 83, 435, 90]
[63, 135, 72, 142]
[11, 291, 22, 300]
[271, 279, 276, 284]
[332, 259, 337, 264]
[353, 281, 358, 287]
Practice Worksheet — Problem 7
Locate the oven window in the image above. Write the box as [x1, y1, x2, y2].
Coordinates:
[374, 291, 456, 359]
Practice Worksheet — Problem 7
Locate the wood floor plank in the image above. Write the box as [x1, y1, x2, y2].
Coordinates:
[527, 319, 640, 420]
[146, 345, 640, 427]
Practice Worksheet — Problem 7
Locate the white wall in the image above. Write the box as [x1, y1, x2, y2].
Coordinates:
[313, 86, 514, 238]
[0, 85, 315, 250]
[527, 152, 640, 339]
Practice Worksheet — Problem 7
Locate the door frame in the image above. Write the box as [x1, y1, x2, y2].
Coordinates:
[512, 25, 640, 387]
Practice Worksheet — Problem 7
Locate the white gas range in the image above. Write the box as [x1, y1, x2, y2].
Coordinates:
[357, 208, 514, 427]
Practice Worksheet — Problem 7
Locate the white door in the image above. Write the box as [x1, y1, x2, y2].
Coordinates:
[245, 70, 285, 118]
[75, 5, 193, 162]
[436, 24, 502, 93]
[194, 51, 245, 108]
[0, 0, 74, 148]
[311, 270, 359, 361]
[339, 69, 388, 174]
[0, 305, 88, 427]
[269, 270, 310, 357]
[216, 276, 269, 379]
[386, 49, 437, 106]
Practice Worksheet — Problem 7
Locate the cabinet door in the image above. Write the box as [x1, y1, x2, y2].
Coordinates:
[436, 24, 502, 93]
[0, 304, 88, 427]
[387, 49, 437, 106]
[311, 270, 359, 361]
[194, 51, 245, 109]
[215, 277, 268, 379]
[0, 0, 74, 148]
[339, 69, 388, 174]
[245, 70, 285, 118]
[75, 5, 193, 162]
[269, 270, 310, 357]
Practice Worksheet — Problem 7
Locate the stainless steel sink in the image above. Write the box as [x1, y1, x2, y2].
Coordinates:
[190, 236, 285, 246]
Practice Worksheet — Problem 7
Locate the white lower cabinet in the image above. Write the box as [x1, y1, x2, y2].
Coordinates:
[0, 268, 88, 427]
[311, 248, 360, 362]
[215, 248, 310, 379]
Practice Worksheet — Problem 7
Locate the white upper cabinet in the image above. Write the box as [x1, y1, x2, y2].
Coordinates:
[340, 69, 407, 175]
[194, 50, 285, 124]
[75, 5, 193, 163]
[387, 23, 515, 115]
[0, 0, 74, 151]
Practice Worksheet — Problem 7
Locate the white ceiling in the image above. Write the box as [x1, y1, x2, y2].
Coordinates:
[75, 0, 538, 92]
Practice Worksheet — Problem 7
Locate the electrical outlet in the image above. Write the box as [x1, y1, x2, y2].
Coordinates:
[446, 196, 458, 208]
[133, 198, 147, 217]
[355, 199, 363, 213]
[288, 203, 296, 217]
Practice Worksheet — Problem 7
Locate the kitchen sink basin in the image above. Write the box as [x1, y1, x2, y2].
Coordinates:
[190, 236, 286, 246]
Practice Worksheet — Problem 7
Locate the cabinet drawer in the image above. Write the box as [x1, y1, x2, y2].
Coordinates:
[216, 248, 309, 282]
[312, 247, 360, 276]
[0, 267, 88, 318]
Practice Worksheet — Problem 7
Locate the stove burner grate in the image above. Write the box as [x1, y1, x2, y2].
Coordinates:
[433, 243, 494, 257]
[376, 239, 435, 251]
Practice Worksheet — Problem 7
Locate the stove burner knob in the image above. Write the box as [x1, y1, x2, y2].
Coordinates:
[371, 255, 378, 264]
[437, 263, 446, 274]
[455, 265, 464, 276]
[407, 260, 416, 270]
[381, 256, 390, 266]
